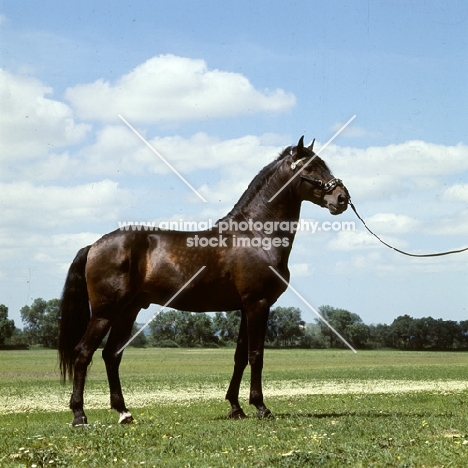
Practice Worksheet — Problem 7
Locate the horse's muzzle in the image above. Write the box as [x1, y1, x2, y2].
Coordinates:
[327, 193, 348, 215]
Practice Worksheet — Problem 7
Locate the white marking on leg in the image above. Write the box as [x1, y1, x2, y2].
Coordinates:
[118, 411, 133, 424]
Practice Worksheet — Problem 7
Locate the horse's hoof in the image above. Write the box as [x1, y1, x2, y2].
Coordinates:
[228, 408, 247, 419]
[72, 415, 88, 426]
[256, 408, 274, 419]
[118, 411, 134, 424]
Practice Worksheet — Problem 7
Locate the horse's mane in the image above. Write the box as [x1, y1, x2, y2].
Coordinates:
[218, 147, 293, 222]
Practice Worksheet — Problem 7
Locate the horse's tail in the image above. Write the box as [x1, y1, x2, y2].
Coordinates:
[58, 245, 92, 383]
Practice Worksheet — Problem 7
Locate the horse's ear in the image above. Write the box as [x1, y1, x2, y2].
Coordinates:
[295, 136, 305, 157]
[297, 135, 305, 150]
[291, 136, 307, 169]
[308, 139, 315, 151]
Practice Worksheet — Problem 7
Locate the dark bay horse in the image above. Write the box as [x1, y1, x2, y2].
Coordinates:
[58, 136, 349, 425]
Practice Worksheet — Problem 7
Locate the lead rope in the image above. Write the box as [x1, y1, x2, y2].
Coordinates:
[349, 199, 468, 258]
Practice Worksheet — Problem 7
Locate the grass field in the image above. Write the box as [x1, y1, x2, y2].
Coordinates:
[1, 348, 468, 467]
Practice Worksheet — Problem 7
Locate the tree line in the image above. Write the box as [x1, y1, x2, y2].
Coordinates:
[1, 298, 468, 351]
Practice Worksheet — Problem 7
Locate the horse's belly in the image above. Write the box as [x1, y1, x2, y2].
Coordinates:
[150, 280, 243, 312]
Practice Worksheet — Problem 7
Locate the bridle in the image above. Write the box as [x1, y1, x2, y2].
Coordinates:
[289, 151, 348, 196]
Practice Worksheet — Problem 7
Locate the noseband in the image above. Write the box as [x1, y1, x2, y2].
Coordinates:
[299, 175, 346, 194]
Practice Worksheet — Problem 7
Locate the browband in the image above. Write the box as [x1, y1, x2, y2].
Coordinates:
[290, 157, 307, 170]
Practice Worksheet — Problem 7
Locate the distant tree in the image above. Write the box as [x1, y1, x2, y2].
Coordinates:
[389, 315, 467, 350]
[458, 320, 468, 348]
[213, 311, 241, 344]
[317, 305, 364, 348]
[184, 312, 218, 347]
[433, 319, 459, 350]
[266, 307, 305, 347]
[150, 309, 182, 345]
[150, 310, 217, 347]
[300, 323, 327, 348]
[130, 322, 148, 347]
[146, 305, 467, 351]
[414, 317, 460, 350]
[7, 327, 28, 347]
[0, 304, 15, 345]
[347, 322, 371, 349]
[149, 310, 179, 344]
[367, 323, 393, 349]
[390, 315, 416, 349]
[411, 317, 433, 349]
[21, 298, 60, 348]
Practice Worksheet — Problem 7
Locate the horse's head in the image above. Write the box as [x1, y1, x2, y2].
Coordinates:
[289, 136, 349, 215]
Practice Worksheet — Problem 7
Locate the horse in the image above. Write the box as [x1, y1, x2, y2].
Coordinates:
[58, 136, 349, 425]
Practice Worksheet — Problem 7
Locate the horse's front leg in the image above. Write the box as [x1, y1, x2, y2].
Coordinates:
[245, 299, 272, 418]
[225, 310, 248, 419]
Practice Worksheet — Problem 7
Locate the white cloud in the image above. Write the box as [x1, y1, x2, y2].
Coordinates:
[64, 131, 285, 216]
[0, 230, 100, 268]
[36, 232, 103, 270]
[442, 184, 468, 203]
[341, 251, 386, 271]
[363, 213, 420, 234]
[80, 129, 229, 176]
[0, 69, 90, 170]
[324, 140, 468, 201]
[289, 263, 313, 277]
[327, 230, 407, 252]
[65, 55, 296, 124]
[194, 135, 286, 211]
[423, 208, 468, 236]
[0, 179, 132, 229]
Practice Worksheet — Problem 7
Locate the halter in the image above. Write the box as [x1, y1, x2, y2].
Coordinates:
[289, 151, 346, 194]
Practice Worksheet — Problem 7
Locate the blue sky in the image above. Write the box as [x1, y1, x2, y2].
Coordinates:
[1, 0, 467, 328]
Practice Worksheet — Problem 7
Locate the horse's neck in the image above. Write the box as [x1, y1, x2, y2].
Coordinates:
[218, 165, 302, 266]
[225, 166, 301, 224]
[235, 191, 301, 224]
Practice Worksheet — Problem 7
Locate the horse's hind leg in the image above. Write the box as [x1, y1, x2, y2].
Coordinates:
[225, 310, 248, 418]
[245, 299, 272, 418]
[102, 306, 140, 424]
[70, 316, 112, 425]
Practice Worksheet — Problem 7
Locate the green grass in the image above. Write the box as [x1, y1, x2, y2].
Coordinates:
[1, 348, 468, 467]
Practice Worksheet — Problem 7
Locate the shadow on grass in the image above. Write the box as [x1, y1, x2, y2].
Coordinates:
[272, 409, 448, 420]
[211, 408, 450, 421]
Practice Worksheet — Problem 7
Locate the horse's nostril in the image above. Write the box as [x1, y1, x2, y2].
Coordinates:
[337, 193, 347, 205]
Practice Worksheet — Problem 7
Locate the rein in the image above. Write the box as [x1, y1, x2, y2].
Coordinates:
[348, 199, 468, 258]
[288, 146, 467, 257]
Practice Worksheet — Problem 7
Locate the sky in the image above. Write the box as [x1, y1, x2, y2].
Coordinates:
[0, 0, 467, 328]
